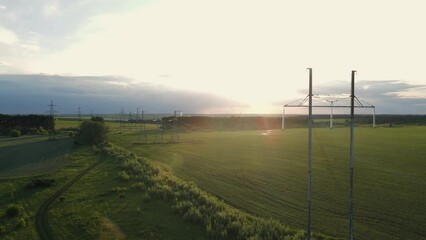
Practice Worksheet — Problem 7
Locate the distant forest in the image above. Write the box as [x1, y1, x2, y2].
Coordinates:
[161, 114, 426, 130]
[0, 114, 54, 134]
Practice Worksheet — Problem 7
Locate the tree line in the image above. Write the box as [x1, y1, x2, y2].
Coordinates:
[0, 114, 54, 135]
[161, 114, 426, 131]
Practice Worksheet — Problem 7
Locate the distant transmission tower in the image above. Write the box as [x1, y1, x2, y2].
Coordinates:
[173, 110, 183, 142]
[46, 100, 58, 140]
[119, 108, 125, 130]
[47, 100, 57, 117]
[77, 106, 82, 120]
[139, 110, 147, 143]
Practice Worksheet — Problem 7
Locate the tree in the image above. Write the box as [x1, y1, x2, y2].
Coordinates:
[5, 204, 21, 218]
[78, 120, 108, 145]
[90, 116, 105, 123]
[9, 129, 21, 137]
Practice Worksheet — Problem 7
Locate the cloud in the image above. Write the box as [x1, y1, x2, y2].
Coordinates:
[0, 25, 18, 45]
[42, 0, 62, 18]
[278, 80, 426, 114]
[0, 74, 247, 114]
[0, 60, 11, 66]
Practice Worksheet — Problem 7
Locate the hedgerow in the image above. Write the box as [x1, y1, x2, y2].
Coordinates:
[98, 142, 336, 240]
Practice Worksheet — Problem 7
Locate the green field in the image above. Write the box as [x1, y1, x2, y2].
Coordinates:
[0, 146, 99, 239]
[0, 135, 73, 179]
[0, 127, 207, 239]
[47, 149, 207, 240]
[111, 126, 426, 240]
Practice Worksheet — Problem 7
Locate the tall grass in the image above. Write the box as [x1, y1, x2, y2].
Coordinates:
[97, 142, 335, 240]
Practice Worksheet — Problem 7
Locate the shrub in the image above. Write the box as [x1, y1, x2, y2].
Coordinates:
[26, 179, 55, 189]
[80, 213, 102, 238]
[91, 116, 105, 123]
[9, 129, 21, 137]
[16, 218, 26, 228]
[5, 204, 21, 218]
[118, 171, 130, 181]
[131, 182, 146, 191]
[77, 120, 108, 145]
[112, 187, 127, 198]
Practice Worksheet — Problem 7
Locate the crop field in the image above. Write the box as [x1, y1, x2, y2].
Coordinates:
[111, 126, 426, 240]
[0, 135, 74, 179]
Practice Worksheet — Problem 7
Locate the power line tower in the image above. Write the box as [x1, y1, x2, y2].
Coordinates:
[119, 108, 125, 131]
[172, 110, 183, 142]
[282, 69, 374, 240]
[77, 106, 82, 121]
[128, 111, 132, 121]
[139, 110, 148, 143]
[46, 100, 58, 140]
[47, 100, 57, 117]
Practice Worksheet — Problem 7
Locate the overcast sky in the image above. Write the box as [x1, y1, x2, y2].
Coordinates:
[0, 0, 425, 114]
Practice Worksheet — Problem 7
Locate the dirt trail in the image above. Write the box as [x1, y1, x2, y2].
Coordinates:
[35, 160, 102, 240]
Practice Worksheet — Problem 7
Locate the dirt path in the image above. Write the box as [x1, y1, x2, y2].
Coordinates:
[35, 160, 102, 240]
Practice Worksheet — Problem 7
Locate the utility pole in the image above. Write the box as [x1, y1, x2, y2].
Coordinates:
[47, 100, 56, 117]
[47, 100, 57, 140]
[349, 70, 356, 240]
[307, 68, 313, 240]
[326, 100, 337, 129]
[77, 106, 82, 121]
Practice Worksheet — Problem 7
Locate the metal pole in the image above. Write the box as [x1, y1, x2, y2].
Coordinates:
[349, 70, 356, 240]
[282, 106, 286, 130]
[330, 102, 334, 129]
[307, 68, 313, 240]
[373, 107, 376, 128]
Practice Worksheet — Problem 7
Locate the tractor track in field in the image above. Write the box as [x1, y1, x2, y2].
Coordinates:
[35, 160, 102, 240]
[235, 172, 305, 214]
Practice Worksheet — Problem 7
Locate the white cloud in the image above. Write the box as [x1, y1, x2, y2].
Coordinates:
[0, 26, 18, 45]
[0, 5, 6, 10]
[391, 86, 426, 99]
[0, 60, 11, 66]
[43, 0, 61, 18]
[20, 0, 426, 113]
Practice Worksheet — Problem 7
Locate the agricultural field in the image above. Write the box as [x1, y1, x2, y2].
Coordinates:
[111, 126, 426, 240]
[0, 135, 73, 179]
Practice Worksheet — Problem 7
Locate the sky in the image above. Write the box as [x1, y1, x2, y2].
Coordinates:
[0, 0, 425, 114]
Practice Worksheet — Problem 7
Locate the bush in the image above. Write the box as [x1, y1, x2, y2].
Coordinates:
[112, 187, 127, 198]
[5, 204, 21, 218]
[9, 129, 21, 137]
[16, 218, 26, 228]
[27, 127, 48, 135]
[91, 116, 105, 123]
[26, 179, 55, 189]
[118, 171, 130, 181]
[77, 120, 108, 145]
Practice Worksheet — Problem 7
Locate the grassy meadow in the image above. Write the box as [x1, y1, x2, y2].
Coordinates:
[111, 126, 426, 240]
[0, 135, 73, 179]
[46, 148, 207, 240]
[0, 122, 208, 239]
[1, 118, 424, 239]
[0, 146, 99, 239]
